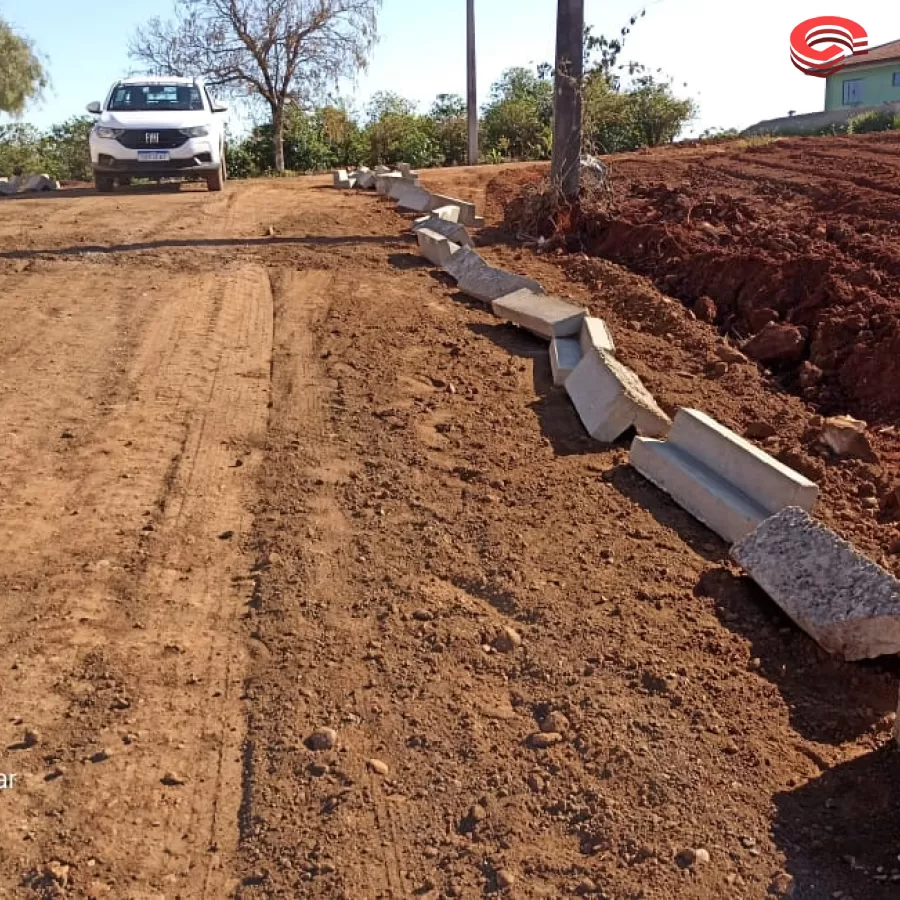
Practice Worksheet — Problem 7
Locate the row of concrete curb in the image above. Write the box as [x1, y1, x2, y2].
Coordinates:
[633, 409, 819, 544]
[0, 173, 61, 196]
[332, 170, 900, 669]
[333, 164, 485, 227]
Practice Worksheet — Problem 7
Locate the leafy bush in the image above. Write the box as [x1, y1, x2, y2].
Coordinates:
[363, 92, 437, 167]
[847, 110, 899, 134]
[429, 94, 467, 166]
[40, 117, 93, 181]
[481, 67, 553, 160]
[0, 122, 43, 176]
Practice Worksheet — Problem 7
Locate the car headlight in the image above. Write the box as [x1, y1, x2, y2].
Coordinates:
[94, 126, 124, 139]
[180, 126, 209, 138]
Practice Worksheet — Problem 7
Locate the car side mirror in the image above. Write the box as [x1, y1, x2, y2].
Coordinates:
[86, 101, 102, 115]
[211, 101, 229, 114]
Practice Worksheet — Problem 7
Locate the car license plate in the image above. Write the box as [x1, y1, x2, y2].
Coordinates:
[137, 150, 170, 162]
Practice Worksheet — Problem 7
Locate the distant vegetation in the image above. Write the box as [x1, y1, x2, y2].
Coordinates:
[735, 109, 900, 141]
[0, 10, 699, 180]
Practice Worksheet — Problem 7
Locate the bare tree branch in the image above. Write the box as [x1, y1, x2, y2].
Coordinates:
[129, 0, 380, 170]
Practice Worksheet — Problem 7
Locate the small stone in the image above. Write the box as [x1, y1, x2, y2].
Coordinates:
[710, 361, 729, 377]
[495, 869, 516, 889]
[161, 771, 186, 786]
[367, 758, 389, 776]
[742, 322, 806, 365]
[676, 848, 709, 868]
[528, 731, 563, 749]
[745, 420, 777, 440]
[306, 728, 338, 751]
[889, 535, 900, 555]
[493, 627, 522, 654]
[746, 307, 779, 332]
[46, 862, 70, 886]
[540, 711, 570, 734]
[218, 530, 235, 540]
[820, 415, 877, 463]
[883, 485, 900, 514]
[90, 748, 112, 763]
[693, 296, 717, 323]
[799, 361, 823, 389]
[769, 871, 796, 896]
[412, 609, 434, 622]
[469, 803, 488, 822]
[716, 344, 746, 365]
[576, 878, 598, 895]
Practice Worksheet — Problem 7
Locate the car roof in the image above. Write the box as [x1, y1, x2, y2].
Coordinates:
[116, 76, 204, 87]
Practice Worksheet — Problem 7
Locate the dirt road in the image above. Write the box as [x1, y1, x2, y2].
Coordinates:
[0, 172, 897, 900]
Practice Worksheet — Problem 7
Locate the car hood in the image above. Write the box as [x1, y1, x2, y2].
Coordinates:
[98, 110, 212, 130]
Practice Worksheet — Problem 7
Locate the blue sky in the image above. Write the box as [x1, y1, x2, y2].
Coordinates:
[2, 0, 900, 135]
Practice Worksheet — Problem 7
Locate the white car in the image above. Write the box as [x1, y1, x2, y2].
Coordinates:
[87, 76, 228, 192]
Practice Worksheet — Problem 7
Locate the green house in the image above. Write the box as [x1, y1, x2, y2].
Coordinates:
[825, 39, 900, 110]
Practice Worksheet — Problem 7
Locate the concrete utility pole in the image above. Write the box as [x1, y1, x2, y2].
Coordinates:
[467, 0, 478, 165]
[551, 0, 585, 200]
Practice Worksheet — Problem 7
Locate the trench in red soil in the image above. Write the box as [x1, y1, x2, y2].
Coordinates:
[490, 136, 900, 427]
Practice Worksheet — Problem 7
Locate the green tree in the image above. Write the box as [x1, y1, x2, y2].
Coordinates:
[0, 18, 46, 115]
[580, 11, 697, 154]
[364, 92, 435, 166]
[238, 109, 329, 174]
[582, 72, 633, 154]
[624, 75, 697, 147]
[429, 93, 467, 166]
[40, 117, 93, 181]
[0, 122, 42, 175]
[481, 67, 553, 160]
[224, 128, 258, 179]
[319, 104, 365, 166]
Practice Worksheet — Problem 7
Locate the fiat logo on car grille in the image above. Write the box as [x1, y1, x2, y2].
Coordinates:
[146, 133, 160, 144]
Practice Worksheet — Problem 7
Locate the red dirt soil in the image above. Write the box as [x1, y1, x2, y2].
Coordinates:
[493, 134, 900, 426]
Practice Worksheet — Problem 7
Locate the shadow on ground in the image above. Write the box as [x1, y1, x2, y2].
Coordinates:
[469, 320, 604, 457]
[696, 565, 898, 746]
[773, 744, 900, 899]
[0, 183, 187, 201]
[0, 234, 405, 261]
[387, 251, 428, 271]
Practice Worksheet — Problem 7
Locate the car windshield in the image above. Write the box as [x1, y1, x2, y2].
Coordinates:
[108, 84, 205, 112]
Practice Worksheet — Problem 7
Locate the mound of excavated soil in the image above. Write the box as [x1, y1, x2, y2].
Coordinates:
[495, 134, 900, 425]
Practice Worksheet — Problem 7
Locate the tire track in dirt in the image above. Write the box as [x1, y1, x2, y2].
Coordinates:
[0, 262, 272, 898]
[238, 268, 413, 898]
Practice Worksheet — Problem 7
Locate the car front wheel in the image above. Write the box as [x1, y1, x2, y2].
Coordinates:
[206, 160, 225, 192]
[95, 174, 115, 193]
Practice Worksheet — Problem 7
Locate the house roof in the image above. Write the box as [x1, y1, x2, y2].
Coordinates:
[842, 38, 900, 71]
